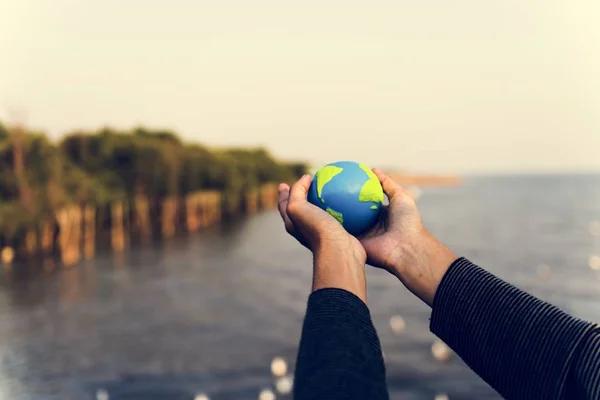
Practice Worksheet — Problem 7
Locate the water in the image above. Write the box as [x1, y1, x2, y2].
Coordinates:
[1, 175, 599, 400]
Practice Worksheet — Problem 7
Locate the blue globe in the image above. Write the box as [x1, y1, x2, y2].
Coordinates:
[307, 161, 384, 236]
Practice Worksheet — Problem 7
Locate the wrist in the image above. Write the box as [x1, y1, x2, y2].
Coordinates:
[389, 230, 457, 306]
[314, 237, 367, 266]
[312, 244, 367, 303]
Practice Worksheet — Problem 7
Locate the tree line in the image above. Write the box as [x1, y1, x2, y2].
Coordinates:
[0, 121, 306, 248]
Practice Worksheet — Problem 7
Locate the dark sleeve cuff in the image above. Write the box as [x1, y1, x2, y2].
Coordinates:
[303, 288, 382, 352]
[431, 258, 594, 400]
[294, 288, 388, 400]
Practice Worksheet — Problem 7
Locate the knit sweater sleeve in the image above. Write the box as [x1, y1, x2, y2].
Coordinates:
[294, 288, 389, 400]
[431, 257, 599, 399]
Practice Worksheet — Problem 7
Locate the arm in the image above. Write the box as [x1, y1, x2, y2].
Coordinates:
[359, 169, 600, 400]
[277, 176, 389, 400]
[431, 257, 600, 400]
[294, 288, 388, 400]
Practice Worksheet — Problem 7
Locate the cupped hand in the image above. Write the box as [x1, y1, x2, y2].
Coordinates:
[359, 169, 457, 306]
[277, 175, 366, 261]
[358, 169, 425, 273]
[278, 175, 368, 301]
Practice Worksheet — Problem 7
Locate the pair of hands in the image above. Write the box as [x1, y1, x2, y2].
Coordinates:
[277, 169, 456, 306]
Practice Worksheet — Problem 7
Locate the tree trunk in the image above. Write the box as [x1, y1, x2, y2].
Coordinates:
[134, 195, 152, 243]
[111, 202, 125, 252]
[83, 204, 95, 259]
[161, 197, 177, 238]
[10, 124, 33, 213]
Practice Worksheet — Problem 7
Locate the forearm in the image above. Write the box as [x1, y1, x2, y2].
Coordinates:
[389, 230, 457, 306]
[430, 258, 598, 400]
[294, 288, 389, 400]
[312, 246, 367, 303]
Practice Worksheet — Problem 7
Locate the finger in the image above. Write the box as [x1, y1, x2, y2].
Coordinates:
[278, 184, 311, 248]
[372, 169, 403, 201]
[277, 183, 295, 232]
[289, 174, 312, 204]
[357, 205, 388, 239]
[278, 183, 290, 217]
[287, 174, 340, 238]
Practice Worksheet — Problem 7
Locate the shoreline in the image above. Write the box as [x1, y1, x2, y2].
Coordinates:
[384, 172, 462, 187]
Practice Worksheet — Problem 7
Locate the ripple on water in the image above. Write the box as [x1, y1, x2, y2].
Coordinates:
[270, 357, 288, 377]
[258, 388, 276, 400]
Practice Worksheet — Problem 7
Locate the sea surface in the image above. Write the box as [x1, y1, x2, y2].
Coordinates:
[1, 175, 599, 400]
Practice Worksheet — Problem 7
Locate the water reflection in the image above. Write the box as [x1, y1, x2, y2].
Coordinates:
[258, 388, 276, 400]
[60, 266, 86, 303]
[431, 340, 452, 363]
[390, 315, 407, 335]
[96, 388, 109, 400]
[275, 376, 293, 395]
[270, 356, 287, 377]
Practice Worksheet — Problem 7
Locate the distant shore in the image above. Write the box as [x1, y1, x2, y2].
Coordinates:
[307, 164, 462, 187]
[384, 172, 462, 187]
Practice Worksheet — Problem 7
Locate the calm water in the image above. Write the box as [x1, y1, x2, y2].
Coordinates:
[1, 175, 599, 400]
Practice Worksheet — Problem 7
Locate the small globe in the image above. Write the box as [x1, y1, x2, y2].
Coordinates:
[307, 161, 384, 236]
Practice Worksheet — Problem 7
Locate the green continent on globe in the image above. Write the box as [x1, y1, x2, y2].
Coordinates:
[315, 165, 344, 203]
[325, 207, 344, 224]
[358, 164, 384, 205]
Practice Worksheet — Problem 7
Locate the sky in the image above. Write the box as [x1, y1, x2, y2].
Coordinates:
[1, 0, 599, 174]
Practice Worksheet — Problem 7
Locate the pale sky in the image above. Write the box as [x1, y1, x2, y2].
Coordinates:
[1, 0, 599, 174]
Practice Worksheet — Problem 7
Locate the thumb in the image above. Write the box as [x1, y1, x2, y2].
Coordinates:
[372, 169, 403, 201]
[287, 174, 319, 224]
[288, 174, 312, 207]
[287, 174, 341, 235]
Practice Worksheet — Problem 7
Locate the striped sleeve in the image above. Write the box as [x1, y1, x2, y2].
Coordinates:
[430, 258, 599, 400]
[294, 288, 389, 400]
[568, 324, 600, 399]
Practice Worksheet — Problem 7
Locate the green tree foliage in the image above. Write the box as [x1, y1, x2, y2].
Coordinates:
[0, 121, 307, 239]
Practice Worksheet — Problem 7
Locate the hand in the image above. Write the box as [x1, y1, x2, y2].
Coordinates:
[359, 169, 457, 306]
[278, 175, 367, 302]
